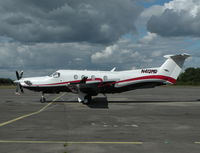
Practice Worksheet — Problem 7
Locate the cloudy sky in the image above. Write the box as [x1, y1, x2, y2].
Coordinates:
[0, 0, 199, 79]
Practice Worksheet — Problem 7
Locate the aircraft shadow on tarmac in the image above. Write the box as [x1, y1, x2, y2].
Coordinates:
[109, 100, 200, 103]
[47, 97, 200, 109]
[45, 97, 109, 109]
[87, 97, 109, 109]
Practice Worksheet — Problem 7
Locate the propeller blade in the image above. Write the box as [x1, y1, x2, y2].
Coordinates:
[15, 70, 24, 94]
[19, 71, 23, 79]
[16, 83, 19, 92]
[16, 71, 20, 80]
[20, 85, 24, 93]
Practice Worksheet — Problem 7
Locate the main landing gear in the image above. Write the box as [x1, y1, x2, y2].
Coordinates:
[78, 92, 92, 104]
[82, 95, 92, 104]
[40, 92, 46, 103]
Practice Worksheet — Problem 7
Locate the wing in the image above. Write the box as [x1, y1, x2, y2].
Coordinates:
[67, 77, 88, 94]
[67, 77, 117, 95]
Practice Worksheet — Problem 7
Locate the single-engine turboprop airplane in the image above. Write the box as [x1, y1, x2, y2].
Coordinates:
[14, 53, 190, 104]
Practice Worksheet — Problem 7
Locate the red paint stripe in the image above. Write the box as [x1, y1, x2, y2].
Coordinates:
[99, 75, 176, 87]
[116, 75, 176, 84]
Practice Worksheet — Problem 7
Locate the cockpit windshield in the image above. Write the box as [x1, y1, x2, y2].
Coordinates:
[49, 72, 60, 78]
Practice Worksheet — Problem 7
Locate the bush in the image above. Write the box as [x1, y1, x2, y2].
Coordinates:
[0, 78, 14, 85]
[176, 67, 200, 85]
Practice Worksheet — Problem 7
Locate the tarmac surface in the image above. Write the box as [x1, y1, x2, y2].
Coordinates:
[0, 86, 200, 153]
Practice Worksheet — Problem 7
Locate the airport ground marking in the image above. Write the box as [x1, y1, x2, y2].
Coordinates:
[0, 93, 66, 127]
[0, 140, 143, 145]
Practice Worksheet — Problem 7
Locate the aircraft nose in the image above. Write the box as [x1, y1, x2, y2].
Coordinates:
[14, 80, 20, 84]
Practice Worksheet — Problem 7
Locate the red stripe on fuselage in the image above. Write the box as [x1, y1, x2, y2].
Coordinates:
[116, 75, 176, 84]
[98, 75, 176, 87]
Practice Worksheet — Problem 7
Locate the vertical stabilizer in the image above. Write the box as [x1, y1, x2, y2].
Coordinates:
[159, 53, 190, 80]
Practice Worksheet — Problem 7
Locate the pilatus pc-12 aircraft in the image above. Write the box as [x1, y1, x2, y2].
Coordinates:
[14, 53, 190, 104]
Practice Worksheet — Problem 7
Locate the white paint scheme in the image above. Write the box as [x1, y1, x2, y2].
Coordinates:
[15, 53, 190, 103]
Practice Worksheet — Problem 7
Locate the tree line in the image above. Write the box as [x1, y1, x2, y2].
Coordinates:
[0, 78, 14, 85]
[176, 67, 200, 85]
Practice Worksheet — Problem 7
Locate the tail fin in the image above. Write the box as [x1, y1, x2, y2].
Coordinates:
[159, 53, 190, 81]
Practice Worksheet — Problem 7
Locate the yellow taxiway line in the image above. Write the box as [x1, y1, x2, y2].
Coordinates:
[0, 140, 143, 144]
[0, 93, 66, 127]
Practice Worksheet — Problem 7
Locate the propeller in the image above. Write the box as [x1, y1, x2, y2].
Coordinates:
[15, 71, 24, 94]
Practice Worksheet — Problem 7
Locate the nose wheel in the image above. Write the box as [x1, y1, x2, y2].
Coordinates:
[40, 93, 46, 103]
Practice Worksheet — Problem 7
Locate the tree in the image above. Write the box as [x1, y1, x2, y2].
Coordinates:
[0, 78, 14, 85]
[176, 67, 200, 85]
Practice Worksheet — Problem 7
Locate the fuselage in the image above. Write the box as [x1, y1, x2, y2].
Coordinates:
[18, 68, 175, 94]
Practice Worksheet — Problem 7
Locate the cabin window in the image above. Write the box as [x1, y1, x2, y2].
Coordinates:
[74, 75, 78, 80]
[103, 76, 108, 81]
[91, 75, 95, 80]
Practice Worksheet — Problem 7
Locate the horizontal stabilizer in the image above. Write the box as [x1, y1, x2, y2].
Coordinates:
[164, 53, 190, 59]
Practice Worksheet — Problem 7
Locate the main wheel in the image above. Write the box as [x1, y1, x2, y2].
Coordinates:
[82, 95, 92, 104]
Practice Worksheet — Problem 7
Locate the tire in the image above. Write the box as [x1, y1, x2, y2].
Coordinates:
[83, 95, 92, 104]
[40, 97, 46, 103]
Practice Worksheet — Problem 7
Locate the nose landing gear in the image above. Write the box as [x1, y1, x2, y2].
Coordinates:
[40, 92, 46, 103]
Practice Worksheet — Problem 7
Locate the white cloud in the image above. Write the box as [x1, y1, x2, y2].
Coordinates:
[140, 5, 164, 19]
[139, 32, 157, 44]
[91, 38, 140, 65]
[91, 44, 117, 62]
[164, 0, 200, 17]
[151, 51, 163, 57]
[147, 0, 200, 37]
[142, 0, 200, 19]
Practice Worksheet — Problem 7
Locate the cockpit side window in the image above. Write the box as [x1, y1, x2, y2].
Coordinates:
[50, 72, 60, 78]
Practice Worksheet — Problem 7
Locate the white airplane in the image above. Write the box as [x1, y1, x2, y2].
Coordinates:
[14, 53, 190, 104]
